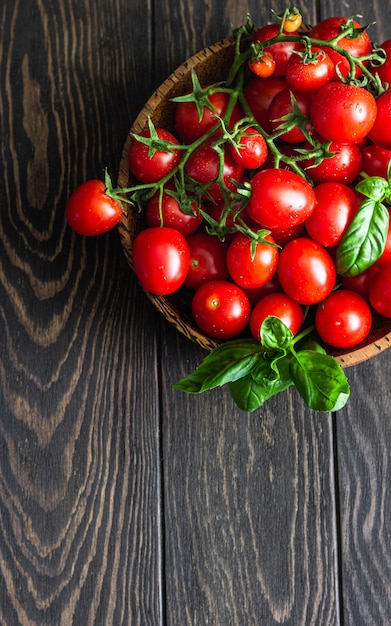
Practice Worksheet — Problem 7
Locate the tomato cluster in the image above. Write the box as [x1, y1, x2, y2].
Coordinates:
[67, 10, 391, 354]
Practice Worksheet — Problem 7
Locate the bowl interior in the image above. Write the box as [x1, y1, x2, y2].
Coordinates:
[117, 37, 391, 367]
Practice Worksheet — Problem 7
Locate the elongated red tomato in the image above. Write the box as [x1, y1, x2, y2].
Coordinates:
[132, 227, 190, 295]
[226, 232, 279, 289]
[246, 169, 316, 230]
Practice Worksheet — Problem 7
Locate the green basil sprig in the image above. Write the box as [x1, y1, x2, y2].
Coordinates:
[174, 317, 350, 412]
[336, 170, 391, 276]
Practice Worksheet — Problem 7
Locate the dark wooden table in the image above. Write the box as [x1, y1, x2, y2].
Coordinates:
[1, 1, 391, 624]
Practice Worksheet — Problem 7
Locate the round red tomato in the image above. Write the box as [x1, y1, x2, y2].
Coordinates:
[310, 82, 377, 144]
[174, 90, 243, 144]
[369, 263, 391, 317]
[303, 139, 363, 184]
[315, 289, 372, 348]
[278, 237, 336, 305]
[132, 227, 190, 295]
[372, 39, 391, 87]
[250, 292, 304, 341]
[192, 280, 251, 339]
[226, 232, 279, 289]
[184, 138, 244, 202]
[309, 17, 372, 79]
[248, 52, 276, 78]
[361, 144, 391, 179]
[285, 47, 335, 93]
[66, 180, 123, 235]
[229, 128, 268, 169]
[368, 90, 391, 150]
[244, 76, 287, 132]
[268, 88, 312, 143]
[184, 233, 229, 290]
[252, 24, 302, 76]
[146, 188, 203, 236]
[128, 128, 181, 183]
[246, 169, 316, 230]
[305, 182, 359, 247]
[341, 265, 378, 300]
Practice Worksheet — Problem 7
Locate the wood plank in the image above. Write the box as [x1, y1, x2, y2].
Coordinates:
[0, 0, 163, 623]
[155, 3, 340, 622]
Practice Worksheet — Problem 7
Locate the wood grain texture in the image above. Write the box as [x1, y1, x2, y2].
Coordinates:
[0, 0, 163, 624]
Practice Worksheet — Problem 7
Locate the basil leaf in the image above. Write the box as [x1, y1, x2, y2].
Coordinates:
[355, 176, 389, 201]
[336, 198, 389, 276]
[261, 316, 294, 350]
[289, 350, 350, 412]
[229, 372, 292, 412]
[173, 339, 263, 393]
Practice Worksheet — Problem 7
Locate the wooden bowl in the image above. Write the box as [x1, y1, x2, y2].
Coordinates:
[117, 36, 391, 368]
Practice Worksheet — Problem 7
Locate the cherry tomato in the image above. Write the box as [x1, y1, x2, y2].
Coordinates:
[305, 182, 359, 247]
[369, 264, 391, 317]
[361, 144, 391, 179]
[302, 138, 363, 185]
[192, 280, 251, 339]
[184, 233, 229, 290]
[244, 76, 287, 132]
[376, 208, 391, 265]
[309, 17, 372, 79]
[368, 90, 391, 150]
[285, 47, 335, 93]
[268, 88, 312, 143]
[315, 289, 372, 348]
[372, 39, 391, 87]
[174, 90, 243, 144]
[244, 274, 282, 306]
[226, 232, 279, 290]
[132, 227, 190, 295]
[252, 24, 302, 76]
[246, 169, 316, 230]
[184, 138, 244, 202]
[248, 52, 276, 78]
[250, 292, 304, 341]
[341, 265, 378, 300]
[310, 82, 377, 144]
[128, 128, 181, 183]
[229, 128, 268, 169]
[282, 11, 303, 33]
[66, 180, 122, 236]
[146, 188, 203, 236]
[278, 238, 336, 305]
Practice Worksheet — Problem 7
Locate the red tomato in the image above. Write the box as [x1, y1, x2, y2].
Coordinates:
[174, 90, 243, 144]
[361, 144, 391, 179]
[315, 290, 372, 348]
[309, 17, 372, 79]
[268, 88, 312, 143]
[132, 227, 190, 295]
[305, 182, 359, 247]
[278, 238, 336, 305]
[372, 39, 391, 87]
[128, 128, 181, 183]
[342, 265, 378, 300]
[252, 24, 302, 76]
[248, 52, 276, 78]
[203, 201, 255, 240]
[244, 76, 287, 132]
[184, 138, 244, 202]
[66, 180, 122, 235]
[368, 90, 391, 150]
[369, 264, 391, 317]
[310, 82, 377, 144]
[146, 188, 203, 236]
[244, 274, 282, 306]
[303, 139, 363, 184]
[184, 233, 229, 290]
[285, 47, 335, 93]
[229, 128, 268, 169]
[192, 280, 251, 338]
[226, 232, 279, 289]
[246, 169, 316, 230]
[376, 208, 391, 265]
[250, 292, 304, 341]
